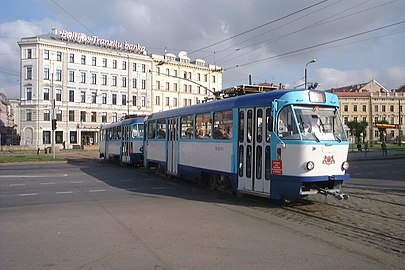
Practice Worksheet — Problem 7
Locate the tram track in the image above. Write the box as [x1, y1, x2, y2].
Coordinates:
[241, 189, 405, 257]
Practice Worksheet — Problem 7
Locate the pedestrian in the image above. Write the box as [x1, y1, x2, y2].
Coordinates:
[364, 141, 369, 152]
[381, 141, 388, 156]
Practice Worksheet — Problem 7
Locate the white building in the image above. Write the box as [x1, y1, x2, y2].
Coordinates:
[18, 28, 222, 149]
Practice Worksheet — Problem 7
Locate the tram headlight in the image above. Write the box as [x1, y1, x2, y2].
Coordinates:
[341, 161, 349, 171]
[306, 161, 315, 171]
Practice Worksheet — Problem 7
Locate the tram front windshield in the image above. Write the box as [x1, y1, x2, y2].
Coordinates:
[277, 105, 347, 142]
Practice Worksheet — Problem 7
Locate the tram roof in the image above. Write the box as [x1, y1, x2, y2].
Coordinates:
[101, 117, 144, 129]
[146, 89, 336, 121]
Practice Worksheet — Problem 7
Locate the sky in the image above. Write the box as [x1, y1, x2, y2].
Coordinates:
[1, 0, 405, 99]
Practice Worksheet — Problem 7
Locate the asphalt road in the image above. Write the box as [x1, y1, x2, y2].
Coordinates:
[0, 158, 403, 270]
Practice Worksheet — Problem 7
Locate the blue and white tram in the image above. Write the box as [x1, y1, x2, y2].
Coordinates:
[144, 90, 350, 200]
[99, 117, 145, 165]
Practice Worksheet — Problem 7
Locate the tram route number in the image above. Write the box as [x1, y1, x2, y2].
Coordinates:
[272, 160, 283, 174]
[215, 146, 224, 151]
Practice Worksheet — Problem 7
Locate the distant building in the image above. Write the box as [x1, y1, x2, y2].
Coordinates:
[328, 79, 404, 144]
[0, 92, 19, 145]
[18, 28, 222, 149]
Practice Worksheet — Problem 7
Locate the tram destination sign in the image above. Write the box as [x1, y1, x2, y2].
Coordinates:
[57, 29, 146, 54]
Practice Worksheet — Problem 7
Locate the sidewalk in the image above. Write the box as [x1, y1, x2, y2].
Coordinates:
[348, 149, 405, 161]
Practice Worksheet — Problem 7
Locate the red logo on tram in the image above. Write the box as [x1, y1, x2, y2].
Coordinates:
[322, 155, 335, 165]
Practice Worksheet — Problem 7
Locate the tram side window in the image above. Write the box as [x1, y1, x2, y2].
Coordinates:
[148, 121, 156, 139]
[156, 119, 166, 139]
[266, 108, 272, 142]
[213, 110, 233, 140]
[181, 115, 194, 139]
[138, 124, 144, 138]
[277, 106, 299, 140]
[131, 124, 144, 138]
[196, 113, 212, 139]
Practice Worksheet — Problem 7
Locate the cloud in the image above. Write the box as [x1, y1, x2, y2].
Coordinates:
[385, 66, 405, 89]
[315, 68, 379, 89]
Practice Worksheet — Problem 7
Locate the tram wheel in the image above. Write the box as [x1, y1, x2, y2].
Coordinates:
[207, 175, 219, 190]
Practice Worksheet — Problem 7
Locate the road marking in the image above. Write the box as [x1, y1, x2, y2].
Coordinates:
[40, 182, 56, 185]
[0, 174, 68, 178]
[9, 184, 26, 187]
[19, 193, 38, 196]
[69, 181, 83, 184]
[89, 189, 106, 193]
[120, 179, 132, 182]
[56, 191, 74, 194]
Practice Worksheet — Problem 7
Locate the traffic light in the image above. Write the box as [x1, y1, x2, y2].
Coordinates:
[52, 119, 57, 130]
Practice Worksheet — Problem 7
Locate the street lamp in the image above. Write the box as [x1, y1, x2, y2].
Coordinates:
[304, 59, 316, 89]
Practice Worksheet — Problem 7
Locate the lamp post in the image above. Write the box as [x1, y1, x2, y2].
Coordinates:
[304, 59, 316, 89]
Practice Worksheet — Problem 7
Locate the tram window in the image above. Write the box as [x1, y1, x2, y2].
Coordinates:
[277, 106, 299, 140]
[181, 115, 194, 139]
[213, 110, 233, 140]
[246, 145, 252, 178]
[148, 121, 156, 139]
[266, 108, 272, 142]
[238, 145, 244, 177]
[196, 113, 212, 139]
[157, 119, 166, 139]
[256, 146, 262, 179]
[256, 109, 263, 143]
[138, 124, 144, 138]
[239, 111, 244, 143]
[265, 146, 271, 180]
[247, 110, 253, 143]
[117, 126, 121, 140]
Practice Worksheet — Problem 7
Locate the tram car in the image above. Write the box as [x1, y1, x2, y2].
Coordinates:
[144, 89, 350, 200]
[99, 117, 145, 165]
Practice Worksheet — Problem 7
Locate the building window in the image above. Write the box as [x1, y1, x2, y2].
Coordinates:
[112, 112, 117, 122]
[102, 93, 107, 104]
[80, 72, 86, 83]
[141, 96, 146, 107]
[173, 97, 178, 107]
[69, 110, 75, 121]
[113, 60, 117, 69]
[56, 89, 62, 101]
[390, 105, 394, 112]
[344, 104, 348, 112]
[156, 81, 160, 90]
[132, 78, 137, 88]
[81, 55, 86, 65]
[132, 63, 137, 71]
[141, 79, 146, 89]
[81, 91, 86, 103]
[112, 93, 117, 105]
[91, 112, 97, 122]
[362, 105, 367, 112]
[132, 95, 137, 106]
[204, 74, 208, 82]
[102, 74, 107, 85]
[92, 56, 96, 66]
[27, 49, 32, 59]
[70, 131, 77, 144]
[142, 64, 146, 72]
[103, 58, 107, 67]
[69, 90, 75, 102]
[26, 66, 32, 80]
[91, 92, 97, 103]
[44, 49, 49, 60]
[26, 111, 32, 121]
[101, 112, 107, 123]
[44, 109, 50, 121]
[122, 61, 127, 70]
[43, 131, 51, 144]
[69, 53, 74, 63]
[43, 88, 50, 100]
[166, 82, 170, 91]
[26, 87, 32, 100]
[174, 83, 178, 92]
[112, 76, 117, 86]
[353, 105, 357, 112]
[56, 110, 62, 121]
[374, 105, 378, 112]
[92, 73, 97, 84]
[56, 69, 62, 81]
[155, 96, 160, 105]
[80, 111, 86, 122]
[382, 105, 386, 112]
[122, 77, 127, 87]
[165, 97, 169, 106]
[122, 94, 127, 105]
[69, 70, 75, 82]
[44, 68, 50, 80]
[197, 73, 201, 81]
[57, 51, 62, 61]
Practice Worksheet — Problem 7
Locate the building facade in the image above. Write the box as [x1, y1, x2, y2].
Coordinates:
[329, 80, 404, 144]
[18, 28, 222, 149]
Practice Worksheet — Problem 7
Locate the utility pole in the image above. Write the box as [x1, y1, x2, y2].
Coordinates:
[51, 72, 56, 159]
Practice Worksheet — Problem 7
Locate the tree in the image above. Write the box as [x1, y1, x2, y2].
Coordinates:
[346, 120, 368, 143]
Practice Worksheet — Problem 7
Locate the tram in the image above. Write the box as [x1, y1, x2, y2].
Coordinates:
[144, 89, 350, 200]
[99, 117, 144, 165]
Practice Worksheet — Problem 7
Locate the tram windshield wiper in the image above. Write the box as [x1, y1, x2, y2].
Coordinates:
[335, 135, 342, 142]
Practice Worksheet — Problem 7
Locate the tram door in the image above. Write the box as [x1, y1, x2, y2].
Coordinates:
[121, 125, 130, 163]
[238, 108, 271, 194]
[167, 118, 179, 175]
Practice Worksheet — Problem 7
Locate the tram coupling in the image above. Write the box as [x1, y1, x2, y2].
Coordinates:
[318, 188, 349, 200]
